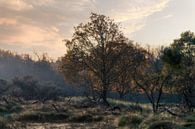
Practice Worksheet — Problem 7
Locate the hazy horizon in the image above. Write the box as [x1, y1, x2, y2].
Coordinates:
[0, 0, 195, 59]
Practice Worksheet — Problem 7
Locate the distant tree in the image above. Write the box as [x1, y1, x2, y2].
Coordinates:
[9, 76, 39, 100]
[0, 49, 66, 88]
[114, 44, 146, 99]
[134, 49, 172, 113]
[0, 79, 8, 96]
[36, 82, 61, 103]
[61, 13, 132, 105]
[7, 76, 61, 102]
[162, 31, 195, 111]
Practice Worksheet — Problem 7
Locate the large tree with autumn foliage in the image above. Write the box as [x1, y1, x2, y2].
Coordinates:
[60, 13, 146, 105]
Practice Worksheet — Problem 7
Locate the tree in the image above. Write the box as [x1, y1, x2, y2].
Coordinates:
[134, 49, 172, 113]
[162, 31, 195, 111]
[10, 76, 39, 100]
[114, 44, 146, 99]
[61, 13, 132, 105]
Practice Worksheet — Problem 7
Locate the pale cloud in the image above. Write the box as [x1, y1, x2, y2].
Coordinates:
[5, 25, 60, 44]
[154, 14, 173, 21]
[93, 0, 170, 22]
[92, 0, 171, 37]
[0, 0, 171, 58]
[0, 0, 33, 11]
[124, 23, 146, 37]
[0, 18, 17, 25]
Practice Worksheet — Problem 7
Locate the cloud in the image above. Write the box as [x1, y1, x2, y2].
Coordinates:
[0, 0, 171, 58]
[96, 0, 171, 22]
[0, 18, 17, 25]
[0, 0, 33, 11]
[154, 14, 173, 21]
[89, 0, 171, 37]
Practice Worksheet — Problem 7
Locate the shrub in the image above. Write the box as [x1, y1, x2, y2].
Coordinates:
[0, 106, 8, 113]
[6, 102, 22, 113]
[8, 76, 62, 101]
[0, 103, 22, 116]
[182, 122, 195, 129]
[139, 115, 179, 129]
[184, 113, 195, 122]
[147, 121, 178, 129]
[0, 79, 8, 96]
[16, 112, 69, 122]
[69, 114, 103, 123]
[182, 113, 195, 129]
[0, 116, 10, 129]
[118, 115, 143, 127]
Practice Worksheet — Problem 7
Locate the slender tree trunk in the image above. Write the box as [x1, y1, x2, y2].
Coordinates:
[101, 85, 109, 106]
[119, 92, 124, 99]
[152, 102, 157, 114]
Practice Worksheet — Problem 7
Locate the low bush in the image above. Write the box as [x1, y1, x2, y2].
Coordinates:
[0, 103, 22, 116]
[6, 102, 22, 113]
[118, 114, 143, 127]
[69, 114, 103, 123]
[182, 113, 195, 129]
[139, 115, 180, 129]
[182, 122, 195, 129]
[0, 116, 11, 129]
[147, 120, 178, 129]
[184, 113, 195, 122]
[16, 112, 69, 122]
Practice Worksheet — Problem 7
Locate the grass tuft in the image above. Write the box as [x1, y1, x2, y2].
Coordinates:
[16, 112, 69, 122]
[147, 120, 178, 129]
[118, 114, 143, 127]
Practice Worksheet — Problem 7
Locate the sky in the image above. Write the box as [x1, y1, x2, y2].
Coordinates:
[0, 0, 195, 59]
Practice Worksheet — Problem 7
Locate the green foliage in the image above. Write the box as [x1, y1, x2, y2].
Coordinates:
[161, 31, 195, 109]
[162, 30, 195, 69]
[161, 47, 183, 68]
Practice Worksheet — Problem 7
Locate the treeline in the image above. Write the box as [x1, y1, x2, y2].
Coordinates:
[0, 50, 63, 85]
[0, 50, 78, 100]
[0, 76, 61, 102]
[59, 13, 195, 113]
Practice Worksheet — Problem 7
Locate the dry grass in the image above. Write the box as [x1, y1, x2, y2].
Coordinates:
[0, 97, 194, 129]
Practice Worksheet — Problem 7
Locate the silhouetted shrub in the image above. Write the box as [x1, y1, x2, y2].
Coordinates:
[0, 79, 8, 96]
[7, 76, 62, 101]
[118, 115, 143, 127]
[182, 113, 195, 129]
[16, 112, 69, 122]
[147, 121, 178, 129]
[69, 114, 103, 123]
[0, 117, 10, 129]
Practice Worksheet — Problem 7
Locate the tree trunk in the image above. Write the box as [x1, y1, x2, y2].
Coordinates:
[119, 92, 124, 99]
[152, 103, 157, 114]
[101, 86, 109, 106]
